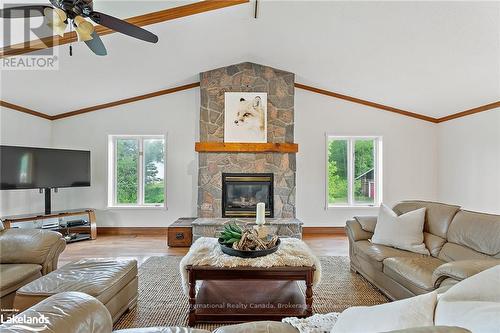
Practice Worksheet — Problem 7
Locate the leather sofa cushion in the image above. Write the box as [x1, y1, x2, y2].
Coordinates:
[16, 259, 137, 306]
[393, 201, 460, 239]
[0, 264, 42, 297]
[438, 242, 497, 262]
[383, 257, 444, 293]
[446, 210, 500, 257]
[424, 232, 446, 257]
[353, 240, 424, 270]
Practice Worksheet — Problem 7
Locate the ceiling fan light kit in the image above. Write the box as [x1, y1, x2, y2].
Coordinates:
[74, 16, 94, 42]
[1, 0, 159, 56]
[44, 7, 67, 37]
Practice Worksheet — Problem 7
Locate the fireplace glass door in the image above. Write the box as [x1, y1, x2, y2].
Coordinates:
[222, 173, 273, 218]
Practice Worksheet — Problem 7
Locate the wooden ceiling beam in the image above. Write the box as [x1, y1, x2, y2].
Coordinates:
[0, 0, 250, 58]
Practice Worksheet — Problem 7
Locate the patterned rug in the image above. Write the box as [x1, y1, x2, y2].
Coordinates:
[114, 256, 388, 331]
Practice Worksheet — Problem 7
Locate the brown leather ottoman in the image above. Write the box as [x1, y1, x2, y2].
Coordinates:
[14, 259, 138, 323]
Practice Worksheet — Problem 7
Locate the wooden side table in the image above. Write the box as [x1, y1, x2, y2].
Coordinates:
[167, 217, 195, 247]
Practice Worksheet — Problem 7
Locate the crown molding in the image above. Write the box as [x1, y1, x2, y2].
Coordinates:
[437, 101, 500, 123]
[1, 82, 498, 124]
[0, 0, 250, 58]
[0, 100, 53, 120]
[51, 82, 200, 120]
[294, 83, 438, 123]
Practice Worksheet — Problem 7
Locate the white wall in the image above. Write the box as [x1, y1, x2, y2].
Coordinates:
[295, 90, 439, 226]
[0, 107, 53, 215]
[50, 89, 199, 227]
[4, 92, 499, 227]
[1, 88, 442, 227]
[438, 109, 500, 214]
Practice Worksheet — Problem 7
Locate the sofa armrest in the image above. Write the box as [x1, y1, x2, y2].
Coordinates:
[384, 326, 471, 333]
[345, 219, 373, 242]
[0, 229, 66, 274]
[354, 215, 378, 233]
[432, 260, 500, 288]
[0, 292, 112, 333]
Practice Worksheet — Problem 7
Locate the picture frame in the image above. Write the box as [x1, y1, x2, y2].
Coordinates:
[224, 92, 267, 143]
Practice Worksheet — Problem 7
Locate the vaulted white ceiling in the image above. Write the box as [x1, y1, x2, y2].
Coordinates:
[1, 1, 499, 118]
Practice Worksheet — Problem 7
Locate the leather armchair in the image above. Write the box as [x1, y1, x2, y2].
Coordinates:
[0, 228, 66, 309]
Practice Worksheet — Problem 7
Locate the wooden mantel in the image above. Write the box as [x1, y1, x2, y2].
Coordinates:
[195, 142, 299, 153]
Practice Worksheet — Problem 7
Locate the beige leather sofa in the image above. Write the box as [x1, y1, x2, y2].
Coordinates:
[0, 223, 66, 309]
[346, 200, 500, 300]
[0, 292, 470, 333]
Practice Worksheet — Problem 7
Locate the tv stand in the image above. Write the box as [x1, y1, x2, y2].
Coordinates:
[43, 188, 53, 214]
[1, 208, 97, 240]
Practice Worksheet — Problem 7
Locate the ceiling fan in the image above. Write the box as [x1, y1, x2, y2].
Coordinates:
[0, 0, 159, 56]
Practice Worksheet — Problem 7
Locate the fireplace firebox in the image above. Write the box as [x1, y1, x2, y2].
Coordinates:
[222, 173, 274, 218]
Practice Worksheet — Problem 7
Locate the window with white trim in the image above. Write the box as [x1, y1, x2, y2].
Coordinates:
[326, 136, 382, 207]
[108, 135, 166, 208]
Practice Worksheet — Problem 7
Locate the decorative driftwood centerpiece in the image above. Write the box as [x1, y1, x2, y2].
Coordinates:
[218, 223, 280, 258]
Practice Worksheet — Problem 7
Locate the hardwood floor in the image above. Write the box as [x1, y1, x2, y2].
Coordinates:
[59, 234, 349, 267]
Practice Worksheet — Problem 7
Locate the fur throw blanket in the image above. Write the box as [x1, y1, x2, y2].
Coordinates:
[179, 237, 322, 296]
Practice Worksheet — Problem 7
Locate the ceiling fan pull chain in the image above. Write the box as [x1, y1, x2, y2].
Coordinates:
[69, 21, 73, 56]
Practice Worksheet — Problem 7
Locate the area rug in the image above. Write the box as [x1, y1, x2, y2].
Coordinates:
[114, 256, 388, 331]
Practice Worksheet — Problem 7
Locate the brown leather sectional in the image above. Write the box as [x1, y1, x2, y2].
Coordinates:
[346, 200, 500, 300]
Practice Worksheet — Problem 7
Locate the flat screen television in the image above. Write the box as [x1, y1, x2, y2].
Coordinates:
[0, 145, 91, 190]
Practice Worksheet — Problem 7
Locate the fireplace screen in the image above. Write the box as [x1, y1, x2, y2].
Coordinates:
[222, 173, 274, 218]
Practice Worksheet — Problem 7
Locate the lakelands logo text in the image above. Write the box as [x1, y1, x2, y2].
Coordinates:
[2, 3, 59, 70]
[1, 313, 50, 331]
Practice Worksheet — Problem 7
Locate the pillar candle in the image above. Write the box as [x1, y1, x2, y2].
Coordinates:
[256, 202, 265, 225]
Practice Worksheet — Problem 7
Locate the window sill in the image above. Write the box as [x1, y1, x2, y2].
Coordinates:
[327, 205, 380, 209]
[106, 205, 167, 210]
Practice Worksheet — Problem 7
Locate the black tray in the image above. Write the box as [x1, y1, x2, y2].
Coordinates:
[218, 238, 280, 258]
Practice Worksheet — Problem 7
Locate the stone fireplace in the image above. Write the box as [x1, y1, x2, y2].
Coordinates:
[197, 62, 296, 218]
[222, 173, 274, 218]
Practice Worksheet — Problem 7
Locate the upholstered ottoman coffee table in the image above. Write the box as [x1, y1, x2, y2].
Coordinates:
[14, 258, 138, 323]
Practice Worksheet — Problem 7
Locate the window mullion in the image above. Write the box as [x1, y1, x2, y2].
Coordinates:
[348, 139, 354, 206]
[114, 137, 118, 206]
[138, 137, 144, 205]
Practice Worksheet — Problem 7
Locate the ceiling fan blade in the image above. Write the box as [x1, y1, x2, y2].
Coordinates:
[88, 11, 158, 43]
[84, 31, 107, 56]
[0, 5, 51, 18]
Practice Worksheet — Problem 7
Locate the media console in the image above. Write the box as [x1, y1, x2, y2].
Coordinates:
[1, 208, 97, 242]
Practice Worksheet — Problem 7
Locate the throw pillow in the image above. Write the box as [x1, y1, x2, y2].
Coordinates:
[371, 204, 429, 255]
[332, 291, 437, 333]
[434, 265, 500, 333]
